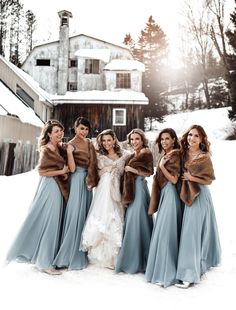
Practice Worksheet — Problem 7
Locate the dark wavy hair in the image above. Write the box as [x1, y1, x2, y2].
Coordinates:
[180, 124, 211, 155]
[96, 129, 122, 157]
[38, 119, 64, 148]
[156, 128, 180, 153]
[71, 117, 91, 135]
[126, 128, 149, 148]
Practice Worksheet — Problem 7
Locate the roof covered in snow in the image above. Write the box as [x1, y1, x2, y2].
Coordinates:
[75, 49, 111, 63]
[51, 90, 148, 105]
[0, 81, 44, 127]
[0, 56, 52, 105]
[104, 59, 145, 72]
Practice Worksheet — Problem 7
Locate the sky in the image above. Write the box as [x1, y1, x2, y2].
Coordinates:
[1, 106, 236, 310]
[19, 0, 235, 65]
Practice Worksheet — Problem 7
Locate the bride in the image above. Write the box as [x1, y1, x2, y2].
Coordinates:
[80, 129, 129, 269]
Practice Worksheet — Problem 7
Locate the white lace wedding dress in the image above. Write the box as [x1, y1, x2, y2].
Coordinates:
[80, 152, 129, 268]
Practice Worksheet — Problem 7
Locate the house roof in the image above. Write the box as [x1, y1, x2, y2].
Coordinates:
[0, 55, 52, 106]
[104, 59, 145, 72]
[75, 49, 111, 63]
[0, 81, 44, 127]
[24, 33, 130, 59]
[51, 90, 148, 105]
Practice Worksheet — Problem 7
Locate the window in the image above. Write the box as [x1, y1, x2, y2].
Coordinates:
[61, 16, 68, 26]
[16, 84, 34, 109]
[36, 59, 50, 66]
[68, 82, 77, 91]
[69, 59, 77, 67]
[85, 59, 99, 74]
[116, 73, 131, 89]
[113, 108, 126, 126]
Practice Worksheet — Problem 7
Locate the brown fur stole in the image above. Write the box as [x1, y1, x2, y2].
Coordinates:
[69, 138, 99, 188]
[37, 145, 69, 201]
[148, 149, 181, 215]
[180, 153, 215, 206]
[122, 149, 153, 206]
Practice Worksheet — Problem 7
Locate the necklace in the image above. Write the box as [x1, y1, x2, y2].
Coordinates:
[188, 150, 202, 159]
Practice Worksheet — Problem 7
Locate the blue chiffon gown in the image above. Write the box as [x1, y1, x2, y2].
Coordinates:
[176, 185, 221, 284]
[145, 182, 182, 287]
[53, 167, 92, 270]
[115, 176, 153, 274]
[6, 176, 64, 270]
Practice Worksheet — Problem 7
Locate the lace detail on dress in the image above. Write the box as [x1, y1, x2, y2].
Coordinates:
[80, 152, 129, 268]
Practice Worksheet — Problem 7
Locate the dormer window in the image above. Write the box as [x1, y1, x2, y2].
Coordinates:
[116, 73, 131, 89]
[85, 59, 99, 74]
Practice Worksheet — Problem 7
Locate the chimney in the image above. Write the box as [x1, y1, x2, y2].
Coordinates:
[57, 10, 72, 95]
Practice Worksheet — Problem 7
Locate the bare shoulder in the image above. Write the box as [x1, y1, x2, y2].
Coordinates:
[140, 147, 151, 154]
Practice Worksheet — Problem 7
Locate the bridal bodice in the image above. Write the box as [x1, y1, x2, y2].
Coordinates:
[97, 152, 130, 202]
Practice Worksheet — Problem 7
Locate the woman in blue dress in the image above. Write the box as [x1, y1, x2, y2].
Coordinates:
[6, 120, 69, 275]
[145, 128, 182, 287]
[53, 117, 99, 270]
[115, 128, 154, 274]
[175, 125, 221, 288]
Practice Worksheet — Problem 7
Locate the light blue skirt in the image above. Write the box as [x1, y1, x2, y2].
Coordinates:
[6, 176, 64, 270]
[53, 167, 92, 270]
[145, 182, 182, 287]
[115, 176, 153, 274]
[176, 185, 221, 283]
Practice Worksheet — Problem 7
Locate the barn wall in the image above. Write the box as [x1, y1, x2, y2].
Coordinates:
[53, 104, 145, 141]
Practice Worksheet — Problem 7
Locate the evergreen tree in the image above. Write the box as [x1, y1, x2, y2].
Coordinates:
[226, 0, 236, 119]
[134, 16, 169, 126]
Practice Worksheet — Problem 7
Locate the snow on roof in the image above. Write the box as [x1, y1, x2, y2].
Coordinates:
[0, 81, 44, 127]
[51, 90, 148, 105]
[104, 59, 145, 72]
[75, 49, 111, 63]
[0, 56, 52, 105]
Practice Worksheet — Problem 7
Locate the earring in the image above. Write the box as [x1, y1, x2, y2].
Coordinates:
[200, 142, 205, 150]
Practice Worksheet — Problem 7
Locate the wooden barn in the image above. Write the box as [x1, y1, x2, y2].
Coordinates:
[21, 9, 148, 141]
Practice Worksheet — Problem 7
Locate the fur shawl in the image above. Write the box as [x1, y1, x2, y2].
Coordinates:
[37, 145, 69, 201]
[69, 138, 99, 188]
[180, 153, 215, 206]
[148, 149, 181, 215]
[122, 149, 153, 206]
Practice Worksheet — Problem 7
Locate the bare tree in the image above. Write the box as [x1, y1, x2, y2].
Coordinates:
[183, 0, 213, 109]
[205, 0, 230, 75]
[0, 0, 13, 56]
[9, 0, 24, 66]
[25, 10, 36, 56]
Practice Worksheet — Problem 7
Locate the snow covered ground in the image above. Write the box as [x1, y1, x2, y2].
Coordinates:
[0, 107, 236, 310]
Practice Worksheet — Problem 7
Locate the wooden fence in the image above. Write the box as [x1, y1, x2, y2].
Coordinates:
[0, 141, 39, 176]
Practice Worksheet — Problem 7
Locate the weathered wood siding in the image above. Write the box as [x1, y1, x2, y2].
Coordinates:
[53, 104, 145, 141]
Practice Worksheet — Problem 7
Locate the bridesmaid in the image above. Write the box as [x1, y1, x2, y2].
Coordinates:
[115, 128, 154, 274]
[145, 128, 182, 287]
[175, 125, 221, 288]
[53, 117, 99, 270]
[6, 120, 69, 275]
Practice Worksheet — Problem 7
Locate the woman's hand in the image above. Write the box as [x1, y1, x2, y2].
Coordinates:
[62, 165, 70, 174]
[98, 166, 112, 176]
[159, 155, 169, 168]
[182, 171, 192, 181]
[124, 165, 138, 174]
